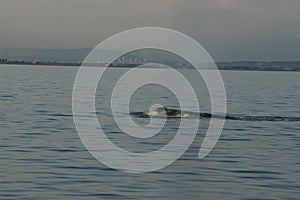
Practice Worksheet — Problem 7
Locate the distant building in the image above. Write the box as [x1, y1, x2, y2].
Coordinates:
[0, 58, 8, 63]
[33, 59, 38, 64]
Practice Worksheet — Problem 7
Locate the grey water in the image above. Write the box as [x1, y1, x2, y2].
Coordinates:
[1, 64, 300, 199]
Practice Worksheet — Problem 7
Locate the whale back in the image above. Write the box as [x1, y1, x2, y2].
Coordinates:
[145, 106, 183, 117]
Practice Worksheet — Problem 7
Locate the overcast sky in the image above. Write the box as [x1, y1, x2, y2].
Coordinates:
[0, 0, 299, 61]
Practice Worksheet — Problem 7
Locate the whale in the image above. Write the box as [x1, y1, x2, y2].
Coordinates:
[127, 106, 300, 121]
[144, 106, 235, 119]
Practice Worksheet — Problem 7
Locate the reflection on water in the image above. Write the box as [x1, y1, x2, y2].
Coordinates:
[1, 65, 300, 199]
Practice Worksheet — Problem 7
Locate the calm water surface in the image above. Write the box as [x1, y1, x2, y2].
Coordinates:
[1, 65, 300, 199]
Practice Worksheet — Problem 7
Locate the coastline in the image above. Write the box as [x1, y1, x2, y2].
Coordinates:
[1, 60, 300, 72]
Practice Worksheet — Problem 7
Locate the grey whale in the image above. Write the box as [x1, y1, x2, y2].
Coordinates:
[135, 106, 300, 121]
[144, 106, 235, 119]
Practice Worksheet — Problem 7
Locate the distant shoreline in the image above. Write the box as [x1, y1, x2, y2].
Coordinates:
[1, 60, 300, 72]
[0, 60, 81, 66]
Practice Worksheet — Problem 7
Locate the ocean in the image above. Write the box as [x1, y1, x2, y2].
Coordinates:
[1, 64, 299, 199]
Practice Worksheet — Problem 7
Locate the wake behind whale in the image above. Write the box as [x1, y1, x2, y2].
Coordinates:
[130, 106, 300, 122]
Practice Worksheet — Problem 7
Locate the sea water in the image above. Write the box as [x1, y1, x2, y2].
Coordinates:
[1, 65, 299, 199]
